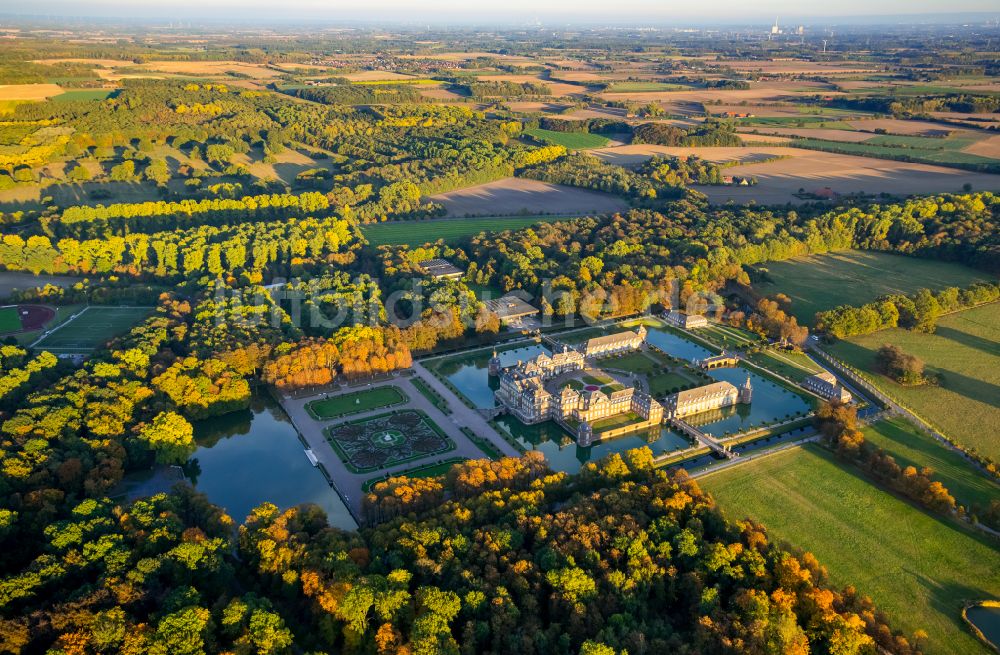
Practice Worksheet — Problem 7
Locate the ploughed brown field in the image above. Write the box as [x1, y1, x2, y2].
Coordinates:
[427, 177, 629, 217]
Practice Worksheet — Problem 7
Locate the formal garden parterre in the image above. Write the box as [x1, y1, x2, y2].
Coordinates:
[324, 409, 455, 473]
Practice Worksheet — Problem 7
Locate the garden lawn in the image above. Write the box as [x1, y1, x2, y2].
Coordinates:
[827, 302, 1000, 461]
[755, 250, 991, 325]
[604, 352, 660, 374]
[702, 444, 1000, 655]
[306, 386, 407, 419]
[647, 371, 697, 396]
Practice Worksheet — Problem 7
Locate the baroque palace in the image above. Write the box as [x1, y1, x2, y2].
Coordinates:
[492, 326, 752, 446]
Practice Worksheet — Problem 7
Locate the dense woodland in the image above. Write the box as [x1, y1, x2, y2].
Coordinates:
[0, 32, 997, 654]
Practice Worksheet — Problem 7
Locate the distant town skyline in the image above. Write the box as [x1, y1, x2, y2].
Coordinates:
[6, 0, 1000, 24]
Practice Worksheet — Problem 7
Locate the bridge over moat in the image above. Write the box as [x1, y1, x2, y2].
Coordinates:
[671, 418, 738, 459]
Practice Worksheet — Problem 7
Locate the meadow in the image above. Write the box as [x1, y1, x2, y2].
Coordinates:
[747, 348, 826, 383]
[31, 305, 152, 352]
[827, 302, 1000, 461]
[524, 127, 610, 150]
[863, 416, 1000, 511]
[361, 215, 576, 247]
[755, 250, 990, 324]
[702, 445, 1000, 655]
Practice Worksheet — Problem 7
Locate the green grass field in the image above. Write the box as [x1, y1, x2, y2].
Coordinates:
[524, 127, 610, 150]
[792, 137, 1000, 167]
[697, 324, 761, 349]
[31, 306, 152, 352]
[605, 81, 691, 92]
[827, 302, 1000, 461]
[737, 116, 855, 129]
[863, 416, 1000, 511]
[603, 351, 660, 374]
[748, 348, 826, 382]
[863, 134, 978, 150]
[306, 386, 407, 419]
[755, 250, 991, 325]
[362, 456, 467, 492]
[361, 215, 576, 247]
[52, 89, 117, 102]
[702, 445, 1000, 655]
[0, 307, 21, 333]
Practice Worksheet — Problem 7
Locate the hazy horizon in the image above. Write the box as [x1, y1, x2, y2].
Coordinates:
[3, 0, 999, 25]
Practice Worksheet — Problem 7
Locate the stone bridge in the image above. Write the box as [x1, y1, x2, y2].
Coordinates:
[671, 418, 737, 459]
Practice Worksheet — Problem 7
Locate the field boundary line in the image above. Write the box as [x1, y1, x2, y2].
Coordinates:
[29, 304, 91, 349]
[811, 346, 998, 482]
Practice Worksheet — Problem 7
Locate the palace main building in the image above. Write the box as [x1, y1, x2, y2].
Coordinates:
[492, 328, 662, 446]
[492, 325, 755, 446]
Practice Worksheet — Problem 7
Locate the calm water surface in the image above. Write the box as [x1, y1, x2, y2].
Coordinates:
[187, 394, 357, 531]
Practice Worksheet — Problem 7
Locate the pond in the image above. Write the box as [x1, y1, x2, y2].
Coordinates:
[431, 342, 549, 408]
[643, 327, 714, 362]
[494, 416, 692, 474]
[696, 367, 813, 437]
[186, 394, 357, 531]
[967, 604, 1000, 650]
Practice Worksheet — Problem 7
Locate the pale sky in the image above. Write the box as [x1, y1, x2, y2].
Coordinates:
[9, 0, 1000, 23]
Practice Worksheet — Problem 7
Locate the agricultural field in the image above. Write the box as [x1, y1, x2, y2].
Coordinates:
[523, 127, 610, 150]
[30, 305, 153, 353]
[0, 83, 64, 100]
[792, 137, 999, 168]
[427, 177, 628, 217]
[702, 445, 1000, 655]
[826, 302, 1000, 462]
[360, 214, 576, 247]
[305, 386, 408, 420]
[52, 89, 117, 102]
[602, 81, 692, 92]
[753, 250, 991, 324]
[862, 416, 1000, 512]
[593, 144, 1000, 203]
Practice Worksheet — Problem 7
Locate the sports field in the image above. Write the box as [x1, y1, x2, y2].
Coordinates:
[31, 306, 152, 352]
[827, 302, 1000, 461]
[524, 127, 610, 150]
[0, 307, 20, 333]
[361, 215, 577, 247]
[755, 250, 991, 324]
[306, 386, 407, 419]
[702, 445, 1000, 655]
